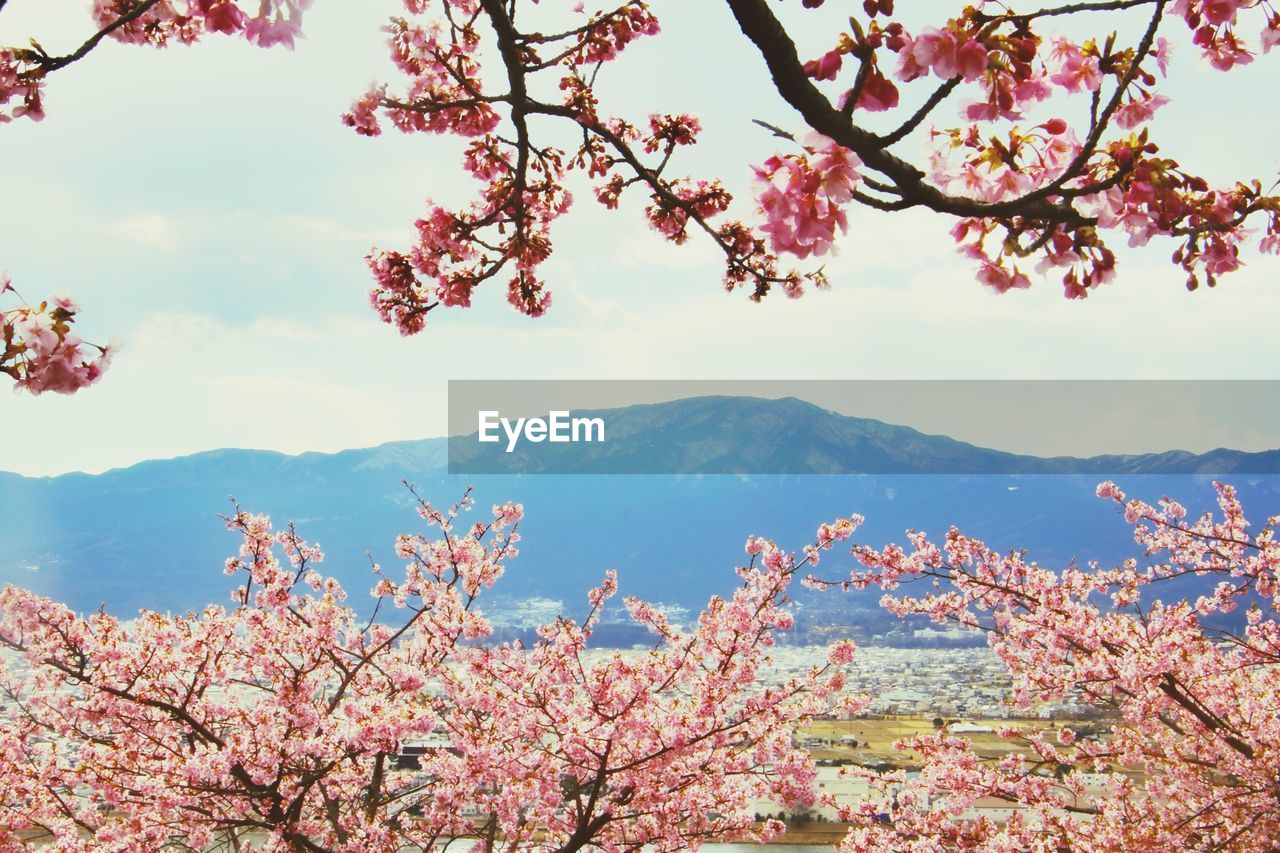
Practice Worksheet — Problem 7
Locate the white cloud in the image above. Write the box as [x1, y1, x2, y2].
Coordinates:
[107, 213, 180, 249]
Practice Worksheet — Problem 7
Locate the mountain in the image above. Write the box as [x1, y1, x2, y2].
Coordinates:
[452, 395, 1280, 475]
[2, 396, 1278, 642]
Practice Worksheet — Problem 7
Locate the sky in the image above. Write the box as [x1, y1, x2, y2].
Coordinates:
[2, 1, 1279, 476]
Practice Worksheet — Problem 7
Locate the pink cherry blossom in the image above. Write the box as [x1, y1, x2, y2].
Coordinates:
[852, 68, 900, 111]
[1114, 92, 1172, 128]
[831, 480, 1280, 850]
[804, 48, 844, 81]
[0, 490, 861, 849]
[326, 0, 1280, 323]
[1, 279, 112, 394]
[754, 134, 861, 259]
[10, 0, 1280, 360]
[1049, 41, 1104, 92]
[910, 28, 963, 79]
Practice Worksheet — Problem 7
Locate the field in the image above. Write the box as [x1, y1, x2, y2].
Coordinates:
[798, 716, 1110, 769]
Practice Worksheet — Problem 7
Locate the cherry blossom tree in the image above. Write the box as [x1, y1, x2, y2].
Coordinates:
[0, 0, 312, 394]
[346, 0, 1280, 336]
[806, 481, 1280, 851]
[0, 487, 857, 850]
[10, 1, 1280, 387]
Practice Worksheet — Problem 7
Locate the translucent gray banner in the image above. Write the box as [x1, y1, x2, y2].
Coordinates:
[447, 380, 1280, 475]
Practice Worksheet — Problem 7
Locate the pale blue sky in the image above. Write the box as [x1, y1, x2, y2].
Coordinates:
[1, 1, 1278, 476]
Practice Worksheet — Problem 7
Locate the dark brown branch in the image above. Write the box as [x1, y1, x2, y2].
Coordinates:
[22, 0, 165, 75]
[722, 0, 1087, 224]
[976, 0, 1161, 23]
[878, 77, 962, 147]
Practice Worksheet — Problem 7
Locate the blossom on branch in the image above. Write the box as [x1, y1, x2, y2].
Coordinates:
[345, 0, 1280, 335]
[818, 480, 1280, 850]
[1, 0, 315, 394]
[1, 276, 113, 395]
[0, 488, 860, 849]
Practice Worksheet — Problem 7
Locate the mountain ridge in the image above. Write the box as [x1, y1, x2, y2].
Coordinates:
[8, 394, 1277, 482]
[2, 395, 1277, 641]
[450, 394, 1280, 475]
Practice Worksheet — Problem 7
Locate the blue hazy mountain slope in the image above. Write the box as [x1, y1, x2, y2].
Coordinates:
[452, 396, 1280, 475]
[2, 396, 1278, 644]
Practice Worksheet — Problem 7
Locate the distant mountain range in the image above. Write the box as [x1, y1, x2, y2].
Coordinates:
[452, 395, 1280, 475]
[3, 396, 1277, 644]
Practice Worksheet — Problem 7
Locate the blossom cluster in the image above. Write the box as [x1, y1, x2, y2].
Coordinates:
[1, 276, 113, 395]
[0, 48, 44, 123]
[780, 0, 1280, 298]
[341, 0, 1280, 332]
[346, 0, 830, 332]
[821, 481, 1280, 850]
[91, 0, 313, 50]
[754, 134, 862, 260]
[0, 490, 860, 849]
